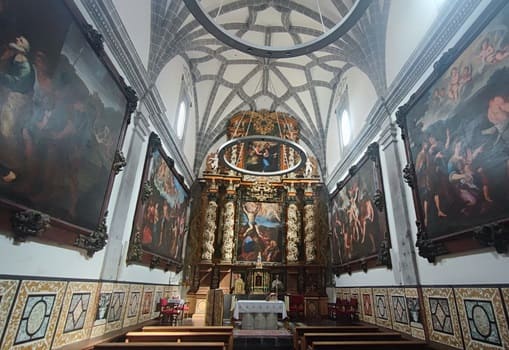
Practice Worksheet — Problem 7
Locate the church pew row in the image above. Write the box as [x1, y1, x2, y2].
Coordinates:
[124, 331, 232, 350]
[301, 332, 402, 350]
[142, 325, 233, 333]
[311, 340, 428, 350]
[293, 325, 379, 350]
[94, 341, 225, 350]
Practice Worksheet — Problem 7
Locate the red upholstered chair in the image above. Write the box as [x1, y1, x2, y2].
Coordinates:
[158, 298, 180, 325]
[288, 294, 305, 320]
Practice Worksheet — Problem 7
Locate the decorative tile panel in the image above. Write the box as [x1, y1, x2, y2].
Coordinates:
[90, 282, 113, 339]
[359, 288, 374, 323]
[422, 288, 462, 349]
[1, 280, 66, 350]
[105, 283, 129, 333]
[389, 288, 411, 335]
[350, 288, 360, 321]
[123, 284, 143, 327]
[373, 288, 392, 328]
[138, 285, 155, 323]
[52, 281, 99, 348]
[405, 287, 425, 340]
[0, 280, 19, 344]
[455, 288, 509, 350]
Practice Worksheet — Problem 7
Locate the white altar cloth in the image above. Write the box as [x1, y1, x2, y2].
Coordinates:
[233, 300, 287, 319]
[233, 300, 287, 330]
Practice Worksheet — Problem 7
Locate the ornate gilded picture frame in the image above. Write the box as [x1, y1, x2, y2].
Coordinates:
[396, 0, 509, 262]
[0, 0, 137, 256]
[127, 133, 189, 271]
[330, 143, 391, 274]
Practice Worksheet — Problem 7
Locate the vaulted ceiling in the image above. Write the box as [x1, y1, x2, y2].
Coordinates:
[145, 0, 390, 174]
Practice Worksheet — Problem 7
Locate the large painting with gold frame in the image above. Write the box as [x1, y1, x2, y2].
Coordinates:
[127, 133, 189, 271]
[396, 0, 509, 261]
[330, 143, 391, 273]
[0, 0, 136, 256]
[236, 198, 284, 264]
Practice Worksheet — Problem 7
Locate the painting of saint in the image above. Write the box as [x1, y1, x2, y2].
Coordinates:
[130, 133, 189, 267]
[330, 145, 389, 268]
[402, 3, 509, 240]
[236, 201, 283, 263]
[0, 0, 129, 232]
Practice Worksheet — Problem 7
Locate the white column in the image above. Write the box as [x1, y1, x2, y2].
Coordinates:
[101, 112, 150, 280]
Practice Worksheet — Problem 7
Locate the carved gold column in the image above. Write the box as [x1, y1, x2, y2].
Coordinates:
[201, 194, 218, 261]
[286, 201, 300, 263]
[221, 195, 236, 262]
[303, 196, 316, 263]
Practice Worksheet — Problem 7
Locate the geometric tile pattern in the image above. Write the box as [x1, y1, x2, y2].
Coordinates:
[53, 281, 99, 348]
[123, 284, 143, 327]
[393, 296, 408, 324]
[64, 293, 90, 333]
[373, 288, 392, 329]
[405, 287, 425, 340]
[14, 294, 55, 345]
[1, 280, 66, 350]
[0, 280, 19, 345]
[389, 288, 411, 335]
[359, 288, 374, 324]
[105, 283, 129, 334]
[90, 282, 114, 339]
[422, 288, 463, 349]
[455, 288, 509, 350]
[138, 285, 155, 323]
[430, 297, 453, 334]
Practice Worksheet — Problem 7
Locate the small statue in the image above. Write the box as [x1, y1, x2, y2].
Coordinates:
[305, 157, 313, 177]
[208, 152, 219, 173]
[234, 274, 245, 294]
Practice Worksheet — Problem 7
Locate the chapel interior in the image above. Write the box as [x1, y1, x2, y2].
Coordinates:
[0, 0, 508, 349]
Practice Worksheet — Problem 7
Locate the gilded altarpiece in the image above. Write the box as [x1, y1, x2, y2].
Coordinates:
[186, 110, 329, 319]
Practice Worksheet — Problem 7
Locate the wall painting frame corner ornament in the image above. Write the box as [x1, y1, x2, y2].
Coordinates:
[127, 133, 189, 271]
[330, 142, 391, 273]
[0, 0, 137, 256]
[396, 0, 509, 262]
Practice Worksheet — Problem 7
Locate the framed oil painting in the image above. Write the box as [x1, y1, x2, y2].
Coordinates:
[396, 0, 509, 261]
[0, 0, 136, 255]
[330, 143, 391, 273]
[236, 200, 284, 264]
[127, 133, 189, 271]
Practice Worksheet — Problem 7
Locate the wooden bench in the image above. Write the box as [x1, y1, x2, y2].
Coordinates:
[311, 340, 428, 349]
[125, 331, 232, 350]
[94, 341, 225, 350]
[293, 325, 379, 350]
[142, 326, 233, 333]
[301, 332, 402, 350]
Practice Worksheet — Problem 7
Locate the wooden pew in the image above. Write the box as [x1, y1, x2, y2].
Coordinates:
[293, 325, 379, 350]
[301, 332, 402, 350]
[142, 325, 233, 333]
[125, 331, 232, 350]
[94, 341, 225, 350]
[311, 340, 428, 350]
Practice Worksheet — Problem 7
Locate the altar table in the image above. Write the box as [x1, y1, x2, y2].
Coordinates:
[233, 300, 287, 329]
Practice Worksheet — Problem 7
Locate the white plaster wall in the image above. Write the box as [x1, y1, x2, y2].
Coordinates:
[182, 104, 197, 171]
[112, 0, 151, 69]
[344, 67, 377, 140]
[335, 266, 396, 287]
[0, 236, 104, 279]
[385, 0, 441, 86]
[156, 56, 188, 128]
[325, 117, 341, 176]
